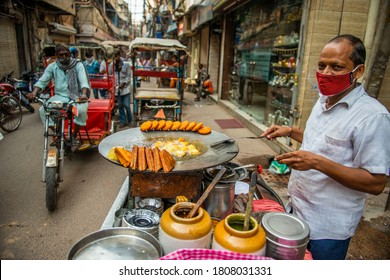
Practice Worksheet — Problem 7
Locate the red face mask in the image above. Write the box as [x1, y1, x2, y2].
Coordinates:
[316, 65, 360, 96]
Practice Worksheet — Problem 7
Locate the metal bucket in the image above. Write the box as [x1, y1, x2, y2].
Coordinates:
[203, 162, 248, 219]
[261, 212, 310, 260]
[122, 209, 160, 239]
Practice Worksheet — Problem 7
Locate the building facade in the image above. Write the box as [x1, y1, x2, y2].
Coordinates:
[0, 0, 131, 78]
[181, 0, 390, 151]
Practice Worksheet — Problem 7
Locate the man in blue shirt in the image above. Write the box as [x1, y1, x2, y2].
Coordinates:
[83, 51, 100, 99]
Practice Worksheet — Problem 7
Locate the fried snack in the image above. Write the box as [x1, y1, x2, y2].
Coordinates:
[163, 120, 173, 131]
[186, 121, 196, 131]
[192, 122, 204, 132]
[198, 126, 212, 135]
[157, 120, 166, 130]
[114, 147, 132, 167]
[151, 120, 159, 130]
[171, 121, 181, 131]
[159, 149, 175, 173]
[179, 120, 189, 130]
[140, 121, 152, 131]
[130, 145, 139, 170]
[107, 147, 119, 161]
[138, 146, 147, 171]
[145, 147, 155, 172]
[153, 148, 162, 172]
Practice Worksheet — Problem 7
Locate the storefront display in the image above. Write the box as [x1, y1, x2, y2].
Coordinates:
[228, 0, 303, 125]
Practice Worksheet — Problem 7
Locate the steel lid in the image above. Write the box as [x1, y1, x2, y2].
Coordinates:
[261, 212, 310, 246]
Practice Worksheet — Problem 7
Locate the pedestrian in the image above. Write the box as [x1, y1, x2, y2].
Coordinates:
[114, 50, 132, 128]
[99, 45, 115, 99]
[261, 34, 390, 260]
[27, 43, 90, 152]
[201, 74, 213, 98]
[69, 46, 78, 59]
[196, 63, 204, 87]
[83, 51, 100, 99]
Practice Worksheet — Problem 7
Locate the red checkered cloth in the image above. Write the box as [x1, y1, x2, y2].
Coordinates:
[160, 248, 274, 260]
[252, 199, 285, 212]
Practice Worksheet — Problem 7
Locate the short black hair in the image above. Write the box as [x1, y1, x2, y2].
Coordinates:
[329, 34, 366, 67]
[85, 51, 93, 58]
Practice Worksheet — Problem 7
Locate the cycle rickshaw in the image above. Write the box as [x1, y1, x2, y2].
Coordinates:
[39, 44, 116, 211]
[128, 37, 188, 125]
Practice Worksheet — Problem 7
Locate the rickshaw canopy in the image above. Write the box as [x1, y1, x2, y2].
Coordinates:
[129, 37, 188, 53]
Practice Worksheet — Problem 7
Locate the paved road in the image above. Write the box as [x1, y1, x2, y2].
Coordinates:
[0, 104, 127, 259]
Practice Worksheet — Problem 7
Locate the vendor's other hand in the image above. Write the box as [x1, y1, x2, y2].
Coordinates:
[275, 150, 318, 171]
[260, 125, 290, 140]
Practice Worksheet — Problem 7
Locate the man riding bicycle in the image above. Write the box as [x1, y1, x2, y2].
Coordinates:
[27, 44, 90, 151]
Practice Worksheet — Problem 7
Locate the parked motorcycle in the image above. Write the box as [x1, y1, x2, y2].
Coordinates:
[0, 71, 35, 113]
[21, 71, 51, 102]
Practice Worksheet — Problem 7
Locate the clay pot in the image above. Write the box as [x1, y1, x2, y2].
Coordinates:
[158, 202, 212, 255]
[212, 213, 266, 255]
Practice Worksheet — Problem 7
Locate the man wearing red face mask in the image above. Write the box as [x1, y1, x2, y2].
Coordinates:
[261, 34, 390, 260]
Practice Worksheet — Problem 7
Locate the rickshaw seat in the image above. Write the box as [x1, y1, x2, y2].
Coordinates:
[88, 99, 113, 111]
[134, 69, 178, 79]
[89, 77, 114, 89]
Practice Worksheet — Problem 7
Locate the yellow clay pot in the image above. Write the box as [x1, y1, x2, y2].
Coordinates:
[159, 202, 212, 255]
[212, 213, 266, 255]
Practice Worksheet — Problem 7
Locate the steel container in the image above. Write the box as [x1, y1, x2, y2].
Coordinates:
[68, 228, 162, 260]
[122, 209, 160, 239]
[261, 212, 310, 260]
[203, 162, 248, 219]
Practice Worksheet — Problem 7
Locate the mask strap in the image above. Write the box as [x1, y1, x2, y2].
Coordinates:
[350, 64, 363, 83]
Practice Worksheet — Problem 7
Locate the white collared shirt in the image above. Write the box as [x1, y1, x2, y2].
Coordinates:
[288, 85, 390, 240]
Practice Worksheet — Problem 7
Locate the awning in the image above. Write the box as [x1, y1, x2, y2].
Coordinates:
[49, 23, 77, 36]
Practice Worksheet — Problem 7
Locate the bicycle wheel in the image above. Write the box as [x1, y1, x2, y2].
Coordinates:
[46, 166, 59, 211]
[0, 96, 22, 132]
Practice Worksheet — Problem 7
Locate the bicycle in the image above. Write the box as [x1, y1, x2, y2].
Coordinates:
[0, 94, 22, 132]
[37, 97, 88, 211]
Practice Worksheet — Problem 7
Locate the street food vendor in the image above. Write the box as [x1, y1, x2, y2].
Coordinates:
[261, 34, 390, 260]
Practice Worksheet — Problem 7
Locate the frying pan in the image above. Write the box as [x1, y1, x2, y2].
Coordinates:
[98, 128, 239, 172]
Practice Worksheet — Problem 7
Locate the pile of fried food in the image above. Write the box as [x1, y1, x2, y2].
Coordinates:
[109, 145, 175, 173]
[140, 120, 212, 135]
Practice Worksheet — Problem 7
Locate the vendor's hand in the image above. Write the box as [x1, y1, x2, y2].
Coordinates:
[275, 150, 318, 171]
[260, 125, 291, 140]
[119, 82, 126, 88]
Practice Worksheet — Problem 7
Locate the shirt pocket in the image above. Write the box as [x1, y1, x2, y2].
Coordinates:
[324, 134, 352, 162]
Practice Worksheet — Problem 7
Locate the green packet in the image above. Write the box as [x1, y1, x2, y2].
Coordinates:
[269, 160, 290, 174]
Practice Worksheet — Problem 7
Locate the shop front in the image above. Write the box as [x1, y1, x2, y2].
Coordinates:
[222, 0, 303, 128]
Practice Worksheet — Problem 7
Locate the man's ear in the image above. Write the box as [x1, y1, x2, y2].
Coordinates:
[355, 64, 365, 80]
